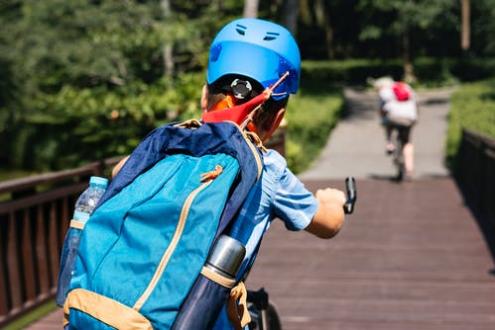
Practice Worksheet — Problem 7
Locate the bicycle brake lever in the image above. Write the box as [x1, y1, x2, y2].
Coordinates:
[343, 177, 357, 214]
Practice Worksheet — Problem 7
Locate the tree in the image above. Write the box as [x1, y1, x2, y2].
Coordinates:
[243, 0, 259, 18]
[282, 0, 299, 34]
[314, 0, 334, 59]
[162, 0, 174, 77]
[0, 0, 242, 170]
[461, 0, 470, 51]
[358, 0, 454, 82]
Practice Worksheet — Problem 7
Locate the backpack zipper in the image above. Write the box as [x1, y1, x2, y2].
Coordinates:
[132, 166, 222, 311]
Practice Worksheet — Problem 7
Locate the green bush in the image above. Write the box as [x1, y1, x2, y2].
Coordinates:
[302, 58, 495, 86]
[5, 73, 203, 170]
[285, 87, 343, 173]
[447, 79, 495, 164]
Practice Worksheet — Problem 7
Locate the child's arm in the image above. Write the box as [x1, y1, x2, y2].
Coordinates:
[112, 156, 129, 178]
[305, 188, 346, 239]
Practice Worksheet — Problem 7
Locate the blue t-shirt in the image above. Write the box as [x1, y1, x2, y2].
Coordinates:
[213, 149, 319, 329]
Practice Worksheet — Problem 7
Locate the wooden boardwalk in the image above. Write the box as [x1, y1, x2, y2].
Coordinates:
[31, 178, 495, 330]
[247, 178, 495, 330]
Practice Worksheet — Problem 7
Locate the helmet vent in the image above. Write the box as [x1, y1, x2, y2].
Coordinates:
[263, 32, 280, 41]
[235, 24, 247, 35]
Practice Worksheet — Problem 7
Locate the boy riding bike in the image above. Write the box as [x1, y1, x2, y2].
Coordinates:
[111, 18, 347, 330]
[204, 18, 346, 329]
[373, 77, 418, 180]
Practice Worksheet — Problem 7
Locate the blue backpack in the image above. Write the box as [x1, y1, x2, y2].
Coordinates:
[63, 120, 263, 329]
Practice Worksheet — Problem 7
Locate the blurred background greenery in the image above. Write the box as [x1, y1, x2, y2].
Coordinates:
[1, 0, 494, 175]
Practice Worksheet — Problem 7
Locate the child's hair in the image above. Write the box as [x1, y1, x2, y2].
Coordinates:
[207, 75, 288, 132]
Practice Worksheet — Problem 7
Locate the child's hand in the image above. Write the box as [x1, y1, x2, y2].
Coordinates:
[306, 188, 346, 239]
[315, 188, 346, 207]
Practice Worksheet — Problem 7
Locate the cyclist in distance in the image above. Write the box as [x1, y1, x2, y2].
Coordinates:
[373, 77, 418, 180]
[112, 18, 347, 329]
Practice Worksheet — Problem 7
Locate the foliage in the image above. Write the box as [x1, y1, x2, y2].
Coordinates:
[285, 85, 343, 173]
[302, 58, 495, 86]
[447, 79, 495, 163]
[471, 0, 495, 55]
[297, 0, 460, 60]
[3, 0, 495, 173]
[357, 0, 454, 39]
[0, 0, 239, 171]
[13, 73, 204, 170]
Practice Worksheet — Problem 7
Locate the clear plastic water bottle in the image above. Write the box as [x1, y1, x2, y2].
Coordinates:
[56, 176, 108, 306]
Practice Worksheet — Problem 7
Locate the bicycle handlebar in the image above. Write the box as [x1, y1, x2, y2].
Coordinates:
[343, 177, 357, 214]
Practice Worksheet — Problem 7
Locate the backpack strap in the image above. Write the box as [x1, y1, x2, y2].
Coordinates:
[227, 281, 251, 330]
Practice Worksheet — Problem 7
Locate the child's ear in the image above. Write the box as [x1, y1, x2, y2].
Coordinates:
[201, 85, 208, 112]
[263, 108, 286, 142]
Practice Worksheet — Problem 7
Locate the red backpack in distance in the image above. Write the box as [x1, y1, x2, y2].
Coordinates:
[392, 82, 412, 101]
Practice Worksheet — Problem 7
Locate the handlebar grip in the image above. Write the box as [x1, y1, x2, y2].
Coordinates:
[344, 177, 357, 214]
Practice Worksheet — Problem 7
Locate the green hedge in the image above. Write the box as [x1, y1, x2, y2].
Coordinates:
[447, 79, 495, 163]
[1, 71, 342, 174]
[302, 58, 495, 86]
[1, 73, 204, 171]
[285, 86, 343, 174]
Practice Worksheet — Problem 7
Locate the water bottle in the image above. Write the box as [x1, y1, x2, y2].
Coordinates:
[172, 236, 245, 330]
[56, 176, 108, 306]
[204, 235, 246, 279]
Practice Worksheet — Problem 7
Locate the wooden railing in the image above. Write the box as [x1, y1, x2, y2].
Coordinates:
[0, 127, 286, 327]
[0, 158, 120, 327]
[456, 129, 495, 225]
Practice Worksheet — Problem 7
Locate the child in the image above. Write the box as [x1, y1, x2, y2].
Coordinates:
[113, 18, 346, 329]
[373, 77, 417, 179]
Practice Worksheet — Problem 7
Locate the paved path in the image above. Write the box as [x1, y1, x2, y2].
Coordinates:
[302, 88, 453, 180]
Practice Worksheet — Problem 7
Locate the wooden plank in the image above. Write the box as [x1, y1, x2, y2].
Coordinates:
[6, 212, 22, 313]
[247, 179, 495, 330]
[35, 205, 50, 299]
[48, 202, 59, 288]
[0, 163, 98, 195]
[21, 209, 37, 306]
[0, 183, 87, 214]
[0, 215, 10, 318]
[27, 178, 495, 329]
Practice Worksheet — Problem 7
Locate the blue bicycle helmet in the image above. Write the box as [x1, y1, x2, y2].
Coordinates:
[207, 18, 301, 101]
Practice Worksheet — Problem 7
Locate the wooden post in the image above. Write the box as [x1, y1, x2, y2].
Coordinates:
[21, 209, 37, 306]
[0, 215, 10, 318]
[48, 202, 59, 289]
[7, 212, 22, 313]
[35, 205, 50, 299]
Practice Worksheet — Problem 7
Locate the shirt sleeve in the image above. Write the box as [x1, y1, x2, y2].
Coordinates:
[271, 166, 319, 231]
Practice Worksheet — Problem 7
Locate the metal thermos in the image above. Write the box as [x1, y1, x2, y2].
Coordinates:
[205, 235, 246, 279]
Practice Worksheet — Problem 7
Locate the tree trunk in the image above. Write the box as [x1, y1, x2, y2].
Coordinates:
[402, 31, 416, 83]
[282, 0, 299, 35]
[161, 0, 174, 77]
[243, 0, 259, 18]
[461, 0, 470, 51]
[315, 0, 334, 59]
